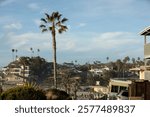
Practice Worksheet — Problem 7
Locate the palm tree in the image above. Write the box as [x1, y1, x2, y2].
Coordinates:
[137, 57, 141, 67]
[137, 57, 140, 61]
[123, 56, 130, 78]
[15, 49, 18, 60]
[132, 58, 136, 67]
[40, 11, 68, 88]
[37, 49, 40, 56]
[123, 56, 130, 63]
[30, 47, 34, 57]
[106, 57, 109, 63]
[11, 49, 15, 61]
[116, 59, 123, 78]
[75, 60, 77, 65]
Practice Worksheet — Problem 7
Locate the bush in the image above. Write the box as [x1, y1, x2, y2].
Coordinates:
[0, 86, 46, 100]
[46, 89, 71, 100]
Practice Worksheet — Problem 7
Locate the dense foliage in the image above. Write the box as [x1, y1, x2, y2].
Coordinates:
[0, 85, 46, 100]
[46, 89, 71, 100]
[8, 56, 52, 83]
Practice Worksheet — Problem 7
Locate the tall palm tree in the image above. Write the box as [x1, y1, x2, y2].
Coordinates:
[116, 59, 123, 78]
[11, 49, 15, 61]
[106, 57, 109, 63]
[137, 57, 140, 61]
[37, 49, 40, 56]
[132, 58, 136, 67]
[15, 49, 18, 60]
[30, 47, 34, 57]
[40, 11, 68, 88]
[123, 56, 130, 78]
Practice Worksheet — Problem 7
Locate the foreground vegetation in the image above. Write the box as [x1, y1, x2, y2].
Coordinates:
[0, 83, 71, 100]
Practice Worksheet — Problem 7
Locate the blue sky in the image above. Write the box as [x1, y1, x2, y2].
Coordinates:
[0, 0, 150, 66]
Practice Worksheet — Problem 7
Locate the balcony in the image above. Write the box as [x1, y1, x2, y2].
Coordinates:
[144, 43, 150, 59]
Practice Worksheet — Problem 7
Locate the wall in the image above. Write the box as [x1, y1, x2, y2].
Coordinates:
[129, 80, 150, 100]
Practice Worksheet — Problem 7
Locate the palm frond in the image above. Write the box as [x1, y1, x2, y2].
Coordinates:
[41, 18, 47, 23]
[41, 28, 48, 32]
[49, 26, 53, 31]
[60, 25, 68, 31]
[58, 29, 63, 34]
[52, 12, 56, 18]
[56, 21, 61, 26]
[57, 14, 62, 20]
[24, 82, 39, 90]
[53, 11, 59, 18]
[39, 24, 46, 28]
[47, 16, 54, 22]
[58, 25, 68, 33]
[61, 18, 68, 23]
[45, 13, 50, 19]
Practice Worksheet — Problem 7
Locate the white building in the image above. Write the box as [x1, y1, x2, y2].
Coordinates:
[140, 26, 150, 80]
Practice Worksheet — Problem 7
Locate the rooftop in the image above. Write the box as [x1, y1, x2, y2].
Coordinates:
[140, 26, 150, 35]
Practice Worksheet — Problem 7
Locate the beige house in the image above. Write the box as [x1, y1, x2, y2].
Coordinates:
[3, 65, 30, 78]
[140, 26, 150, 80]
[109, 79, 132, 93]
[130, 26, 150, 80]
[93, 86, 109, 94]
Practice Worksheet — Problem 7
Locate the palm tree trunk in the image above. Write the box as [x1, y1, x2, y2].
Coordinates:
[52, 27, 57, 88]
[12, 52, 14, 61]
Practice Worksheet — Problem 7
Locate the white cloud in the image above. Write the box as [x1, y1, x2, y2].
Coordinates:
[0, 31, 144, 65]
[3, 31, 143, 54]
[3, 22, 22, 30]
[64, 31, 143, 59]
[91, 32, 140, 49]
[28, 3, 39, 10]
[3, 32, 76, 52]
[57, 38, 76, 51]
[7, 32, 49, 49]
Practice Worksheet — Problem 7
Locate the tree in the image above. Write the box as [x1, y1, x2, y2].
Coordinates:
[15, 49, 18, 60]
[123, 56, 130, 77]
[116, 59, 123, 77]
[40, 11, 68, 88]
[75, 60, 77, 65]
[30, 47, 34, 57]
[106, 57, 109, 62]
[132, 58, 136, 67]
[20, 56, 50, 83]
[123, 56, 130, 63]
[136, 57, 143, 67]
[37, 49, 40, 56]
[60, 70, 72, 94]
[46, 89, 71, 100]
[11, 49, 15, 61]
[1, 85, 46, 100]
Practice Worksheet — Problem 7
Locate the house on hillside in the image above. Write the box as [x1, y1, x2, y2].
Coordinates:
[2, 59, 30, 81]
[89, 66, 110, 76]
[3, 64, 30, 78]
[63, 62, 75, 68]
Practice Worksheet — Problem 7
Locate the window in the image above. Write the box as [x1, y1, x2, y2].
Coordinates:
[111, 85, 119, 93]
[120, 86, 127, 92]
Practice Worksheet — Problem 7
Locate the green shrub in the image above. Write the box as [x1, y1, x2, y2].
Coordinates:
[46, 89, 71, 100]
[1, 86, 46, 100]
